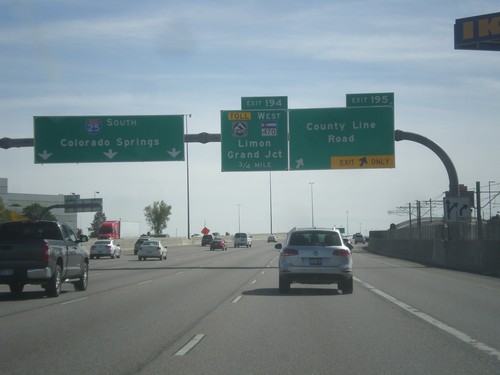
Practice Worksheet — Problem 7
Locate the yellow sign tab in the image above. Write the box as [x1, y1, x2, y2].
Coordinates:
[228, 112, 252, 121]
[331, 155, 395, 169]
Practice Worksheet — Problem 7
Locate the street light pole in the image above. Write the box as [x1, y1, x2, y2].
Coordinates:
[309, 182, 314, 227]
[346, 211, 349, 236]
[489, 181, 495, 219]
[186, 114, 192, 238]
[269, 172, 273, 234]
[237, 204, 241, 233]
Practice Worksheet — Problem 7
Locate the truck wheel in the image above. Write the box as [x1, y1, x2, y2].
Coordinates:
[9, 281, 24, 295]
[74, 262, 88, 291]
[47, 264, 62, 297]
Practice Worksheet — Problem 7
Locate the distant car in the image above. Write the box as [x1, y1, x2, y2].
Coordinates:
[275, 228, 353, 294]
[353, 233, 365, 244]
[234, 232, 252, 248]
[267, 234, 278, 242]
[342, 236, 354, 250]
[210, 238, 227, 251]
[134, 235, 150, 255]
[201, 234, 213, 246]
[90, 240, 121, 259]
[138, 240, 167, 261]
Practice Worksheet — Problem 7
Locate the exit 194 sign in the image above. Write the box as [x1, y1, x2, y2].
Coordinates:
[220, 109, 288, 172]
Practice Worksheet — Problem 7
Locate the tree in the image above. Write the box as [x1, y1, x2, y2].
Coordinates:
[0, 198, 25, 223]
[89, 211, 106, 238]
[22, 203, 57, 221]
[144, 201, 172, 236]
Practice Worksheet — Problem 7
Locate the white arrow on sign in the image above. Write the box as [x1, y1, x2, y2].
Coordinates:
[295, 158, 304, 169]
[38, 150, 53, 160]
[104, 149, 118, 159]
[167, 148, 181, 158]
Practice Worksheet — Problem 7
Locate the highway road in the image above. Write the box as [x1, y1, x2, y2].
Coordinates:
[1, 241, 499, 374]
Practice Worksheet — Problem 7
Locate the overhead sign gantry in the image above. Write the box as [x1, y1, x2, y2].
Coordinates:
[221, 94, 395, 171]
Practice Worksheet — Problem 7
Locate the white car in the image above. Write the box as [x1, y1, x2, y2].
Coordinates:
[90, 240, 121, 259]
[276, 228, 353, 294]
[267, 234, 278, 242]
[138, 240, 167, 261]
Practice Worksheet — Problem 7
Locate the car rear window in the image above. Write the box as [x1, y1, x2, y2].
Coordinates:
[94, 240, 111, 245]
[289, 231, 341, 246]
[0, 222, 62, 241]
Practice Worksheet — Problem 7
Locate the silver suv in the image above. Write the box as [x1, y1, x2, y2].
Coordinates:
[353, 233, 365, 244]
[275, 228, 353, 294]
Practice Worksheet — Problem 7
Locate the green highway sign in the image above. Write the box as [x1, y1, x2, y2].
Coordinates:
[220, 109, 288, 171]
[346, 92, 394, 107]
[64, 198, 103, 213]
[241, 96, 288, 110]
[289, 106, 395, 170]
[34, 115, 184, 164]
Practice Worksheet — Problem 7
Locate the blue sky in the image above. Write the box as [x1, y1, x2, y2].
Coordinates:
[1, 0, 499, 236]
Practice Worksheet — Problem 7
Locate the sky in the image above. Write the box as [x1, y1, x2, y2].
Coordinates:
[1, 0, 499, 237]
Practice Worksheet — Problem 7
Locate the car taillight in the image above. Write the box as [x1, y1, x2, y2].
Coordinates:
[42, 242, 50, 263]
[282, 248, 299, 256]
[333, 249, 350, 257]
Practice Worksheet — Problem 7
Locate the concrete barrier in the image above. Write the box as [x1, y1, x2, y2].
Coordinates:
[368, 238, 500, 276]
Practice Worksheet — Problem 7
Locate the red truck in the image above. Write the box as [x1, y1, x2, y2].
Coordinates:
[98, 221, 120, 239]
[98, 220, 140, 239]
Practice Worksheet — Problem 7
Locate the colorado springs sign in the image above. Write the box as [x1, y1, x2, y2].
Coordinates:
[34, 115, 184, 164]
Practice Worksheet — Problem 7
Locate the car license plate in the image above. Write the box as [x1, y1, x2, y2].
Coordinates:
[0, 269, 13, 276]
[310, 258, 322, 265]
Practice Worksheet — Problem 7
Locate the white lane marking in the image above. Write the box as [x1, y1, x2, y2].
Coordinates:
[251, 280, 257, 284]
[61, 297, 88, 305]
[175, 334, 205, 356]
[138, 280, 152, 285]
[355, 277, 500, 362]
[232, 296, 242, 304]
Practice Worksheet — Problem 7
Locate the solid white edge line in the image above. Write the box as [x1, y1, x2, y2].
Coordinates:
[175, 334, 205, 356]
[354, 277, 500, 362]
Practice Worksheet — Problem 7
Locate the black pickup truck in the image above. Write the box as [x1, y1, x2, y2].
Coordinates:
[0, 220, 89, 297]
